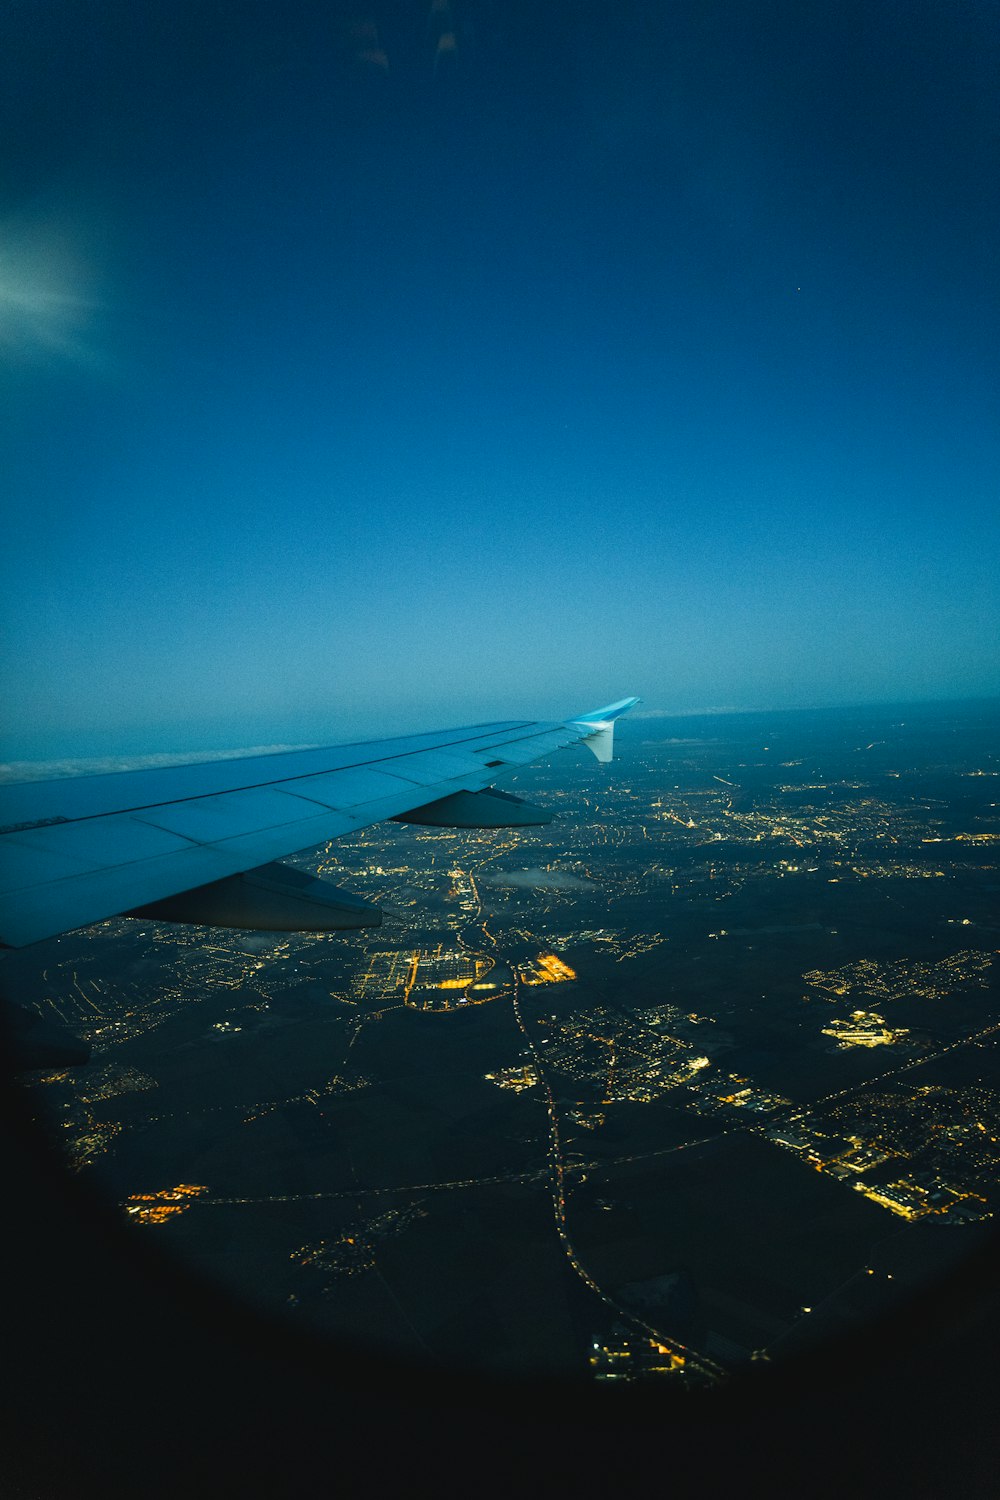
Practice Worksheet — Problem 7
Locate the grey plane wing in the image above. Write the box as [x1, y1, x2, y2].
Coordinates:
[0, 698, 638, 948]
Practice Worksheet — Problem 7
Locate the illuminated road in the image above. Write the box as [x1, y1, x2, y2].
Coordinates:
[810, 1017, 1000, 1109]
[508, 969, 725, 1384]
[404, 840, 726, 1382]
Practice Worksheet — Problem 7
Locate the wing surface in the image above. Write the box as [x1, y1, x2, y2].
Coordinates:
[0, 698, 638, 948]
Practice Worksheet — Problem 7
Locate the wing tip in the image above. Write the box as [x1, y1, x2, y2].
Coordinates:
[569, 695, 640, 763]
[572, 695, 640, 726]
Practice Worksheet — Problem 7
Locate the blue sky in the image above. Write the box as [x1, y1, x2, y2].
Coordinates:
[2, 1, 998, 760]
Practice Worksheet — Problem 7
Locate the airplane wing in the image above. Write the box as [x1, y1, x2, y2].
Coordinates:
[0, 697, 638, 949]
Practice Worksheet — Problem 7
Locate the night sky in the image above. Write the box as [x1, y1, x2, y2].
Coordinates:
[2, 1, 998, 761]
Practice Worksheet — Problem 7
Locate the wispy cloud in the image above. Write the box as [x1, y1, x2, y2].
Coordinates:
[629, 706, 748, 719]
[481, 868, 596, 892]
[0, 218, 102, 367]
[0, 745, 321, 784]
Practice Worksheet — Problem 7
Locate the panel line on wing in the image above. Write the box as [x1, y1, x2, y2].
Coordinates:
[0, 698, 638, 947]
[0, 721, 544, 828]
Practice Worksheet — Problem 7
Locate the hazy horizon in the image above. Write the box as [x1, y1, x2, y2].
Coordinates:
[3, 691, 997, 776]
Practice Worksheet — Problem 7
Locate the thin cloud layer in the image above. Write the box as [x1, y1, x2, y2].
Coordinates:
[0, 220, 100, 367]
[0, 745, 320, 784]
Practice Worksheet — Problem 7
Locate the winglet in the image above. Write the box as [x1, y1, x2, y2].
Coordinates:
[570, 696, 640, 764]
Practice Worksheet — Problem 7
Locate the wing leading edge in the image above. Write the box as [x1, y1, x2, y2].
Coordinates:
[0, 697, 639, 948]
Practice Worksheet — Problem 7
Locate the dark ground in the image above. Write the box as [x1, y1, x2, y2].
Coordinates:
[4, 1077, 998, 1500]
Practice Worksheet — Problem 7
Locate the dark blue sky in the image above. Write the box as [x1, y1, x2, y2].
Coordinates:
[2, 1, 998, 760]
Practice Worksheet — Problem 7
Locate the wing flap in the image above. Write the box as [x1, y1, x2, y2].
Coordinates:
[6, 844, 250, 946]
[381, 749, 487, 785]
[478, 734, 571, 765]
[480, 728, 581, 762]
[4, 814, 197, 868]
[133, 786, 329, 843]
[284, 767, 419, 810]
[0, 841, 98, 894]
[190, 807, 366, 870]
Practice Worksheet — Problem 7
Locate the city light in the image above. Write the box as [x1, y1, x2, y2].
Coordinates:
[18, 703, 1000, 1383]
